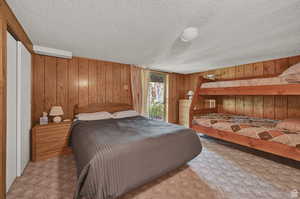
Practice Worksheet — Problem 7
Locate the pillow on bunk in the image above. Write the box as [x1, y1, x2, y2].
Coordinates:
[281, 73, 300, 83]
[276, 118, 300, 132]
[280, 62, 300, 77]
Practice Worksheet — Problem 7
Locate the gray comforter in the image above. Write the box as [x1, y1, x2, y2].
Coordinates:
[70, 116, 202, 199]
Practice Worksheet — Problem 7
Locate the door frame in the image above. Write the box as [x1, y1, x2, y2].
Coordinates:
[0, 1, 33, 198]
[0, 16, 8, 199]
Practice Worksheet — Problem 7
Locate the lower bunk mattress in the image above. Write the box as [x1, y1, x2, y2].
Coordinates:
[193, 113, 300, 148]
[70, 116, 202, 199]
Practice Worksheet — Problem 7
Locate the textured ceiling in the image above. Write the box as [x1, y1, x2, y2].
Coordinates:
[7, 0, 300, 74]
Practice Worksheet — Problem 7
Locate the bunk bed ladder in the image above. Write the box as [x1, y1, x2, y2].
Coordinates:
[189, 76, 217, 127]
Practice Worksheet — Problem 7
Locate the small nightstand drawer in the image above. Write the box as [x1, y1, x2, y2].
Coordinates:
[36, 131, 70, 142]
[36, 128, 69, 135]
[35, 124, 71, 133]
[36, 140, 69, 151]
[36, 136, 70, 144]
[32, 122, 72, 161]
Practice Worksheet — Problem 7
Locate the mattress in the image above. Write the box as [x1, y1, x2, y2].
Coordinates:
[193, 113, 300, 148]
[201, 76, 290, 88]
[70, 116, 202, 199]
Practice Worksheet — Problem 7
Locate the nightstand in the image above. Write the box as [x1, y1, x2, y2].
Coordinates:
[31, 122, 72, 161]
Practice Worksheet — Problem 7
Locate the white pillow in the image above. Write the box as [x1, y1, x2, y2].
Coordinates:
[76, 111, 106, 117]
[112, 110, 139, 119]
[280, 62, 300, 77]
[76, 111, 113, 121]
[281, 73, 300, 83]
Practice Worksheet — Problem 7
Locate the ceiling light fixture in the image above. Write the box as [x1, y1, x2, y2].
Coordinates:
[180, 27, 199, 42]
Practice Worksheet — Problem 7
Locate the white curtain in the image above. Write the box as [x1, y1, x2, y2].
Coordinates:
[130, 66, 142, 113]
[130, 66, 150, 116]
[141, 68, 150, 117]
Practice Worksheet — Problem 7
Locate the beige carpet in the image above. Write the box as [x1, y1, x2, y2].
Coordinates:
[7, 135, 300, 199]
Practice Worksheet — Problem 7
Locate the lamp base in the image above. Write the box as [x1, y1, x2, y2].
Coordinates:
[53, 116, 62, 123]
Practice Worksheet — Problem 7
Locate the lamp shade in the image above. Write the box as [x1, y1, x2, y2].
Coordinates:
[49, 106, 64, 116]
[187, 90, 194, 96]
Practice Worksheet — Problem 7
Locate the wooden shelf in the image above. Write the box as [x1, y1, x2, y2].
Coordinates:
[199, 84, 300, 96]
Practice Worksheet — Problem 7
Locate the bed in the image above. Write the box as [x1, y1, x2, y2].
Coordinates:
[70, 103, 202, 199]
[194, 113, 300, 148]
[189, 63, 300, 161]
[198, 69, 300, 96]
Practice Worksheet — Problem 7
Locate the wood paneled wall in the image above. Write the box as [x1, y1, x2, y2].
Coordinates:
[32, 55, 132, 124]
[184, 55, 300, 120]
[168, 73, 186, 123]
[32, 53, 300, 124]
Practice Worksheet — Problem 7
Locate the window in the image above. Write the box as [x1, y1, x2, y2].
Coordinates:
[147, 72, 167, 121]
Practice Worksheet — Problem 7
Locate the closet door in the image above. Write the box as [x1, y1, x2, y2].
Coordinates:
[6, 32, 17, 192]
[17, 41, 31, 176]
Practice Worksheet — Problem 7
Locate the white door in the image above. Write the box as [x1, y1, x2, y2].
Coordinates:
[6, 32, 18, 192]
[17, 41, 31, 176]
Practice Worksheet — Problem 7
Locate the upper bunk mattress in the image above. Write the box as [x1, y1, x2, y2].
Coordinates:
[193, 113, 300, 148]
[201, 77, 289, 88]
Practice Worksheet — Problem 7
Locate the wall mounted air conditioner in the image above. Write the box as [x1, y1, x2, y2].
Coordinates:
[33, 45, 72, 59]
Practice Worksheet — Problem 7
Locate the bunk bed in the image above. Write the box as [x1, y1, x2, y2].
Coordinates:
[189, 69, 300, 161]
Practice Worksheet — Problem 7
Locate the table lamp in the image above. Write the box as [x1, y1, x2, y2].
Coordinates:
[49, 106, 64, 123]
[187, 90, 194, 100]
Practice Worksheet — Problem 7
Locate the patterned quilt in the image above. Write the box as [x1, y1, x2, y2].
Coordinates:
[193, 113, 300, 148]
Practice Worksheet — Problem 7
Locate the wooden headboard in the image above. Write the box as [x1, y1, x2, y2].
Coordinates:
[74, 103, 134, 115]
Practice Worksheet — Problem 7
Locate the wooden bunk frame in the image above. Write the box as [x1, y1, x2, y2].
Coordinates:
[189, 76, 300, 161]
